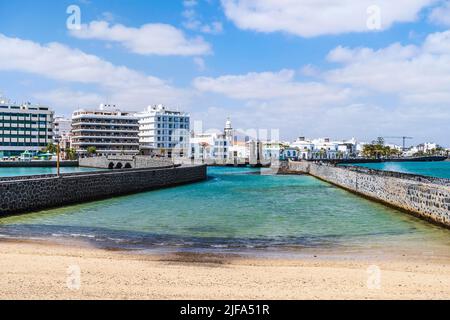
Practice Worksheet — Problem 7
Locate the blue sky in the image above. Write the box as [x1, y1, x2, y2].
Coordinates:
[1, 0, 450, 146]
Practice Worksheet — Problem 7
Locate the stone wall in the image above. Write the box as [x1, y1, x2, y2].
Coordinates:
[79, 156, 174, 169]
[0, 165, 207, 216]
[288, 161, 450, 228]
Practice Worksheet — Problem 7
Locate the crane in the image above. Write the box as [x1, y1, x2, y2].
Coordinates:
[382, 136, 413, 151]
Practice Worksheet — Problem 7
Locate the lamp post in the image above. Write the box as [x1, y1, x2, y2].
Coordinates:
[57, 144, 61, 177]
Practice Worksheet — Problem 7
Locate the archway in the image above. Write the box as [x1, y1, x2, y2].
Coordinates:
[124, 163, 132, 169]
[108, 162, 114, 169]
[115, 162, 123, 169]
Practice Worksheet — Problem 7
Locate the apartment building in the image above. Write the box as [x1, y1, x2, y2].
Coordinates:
[137, 104, 190, 158]
[71, 104, 139, 156]
[0, 99, 54, 158]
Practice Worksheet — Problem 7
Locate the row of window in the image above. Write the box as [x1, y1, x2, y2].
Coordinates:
[0, 128, 52, 132]
[156, 136, 184, 142]
[79, 146, 139, 150]
[73, 120, 138, 125]
[156, 143, 180, 148]
[0, 114, 49, 119]
[156, 117, 189, 122]
[0, 135, 52, 139]
[155, 129, 189, 135]
[73, 126, 138, 131]
[0, 142, 49, 147]
[0, 120, 50, 125]
[156, 123, 189, 129]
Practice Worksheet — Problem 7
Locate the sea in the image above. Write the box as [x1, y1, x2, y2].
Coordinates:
[0, 164, 449, 257]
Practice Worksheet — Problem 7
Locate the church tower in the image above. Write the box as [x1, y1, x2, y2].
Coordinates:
[224, 117, 234, 143]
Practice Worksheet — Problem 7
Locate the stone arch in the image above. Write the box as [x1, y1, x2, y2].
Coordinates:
[124, 163, 132, 169]
[115, 162, 123, 169]
[108, 162, 115, 169]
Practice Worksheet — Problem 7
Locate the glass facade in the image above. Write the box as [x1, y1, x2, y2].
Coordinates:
[0, 103, 54, 157]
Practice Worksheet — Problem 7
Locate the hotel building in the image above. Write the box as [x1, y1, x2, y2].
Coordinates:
[136, 104, 190, 158]
[0, 99, 54, 158]
[71, 104, 140, 156]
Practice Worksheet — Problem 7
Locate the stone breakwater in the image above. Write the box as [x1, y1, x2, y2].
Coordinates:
[79, 156, 174, 169]
[287, 161, 450, 228]
[0, 165, 207, 216]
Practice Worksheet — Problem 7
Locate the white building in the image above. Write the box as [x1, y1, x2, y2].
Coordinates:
[289, 137, 358, 160]
[262, 141, 299, 161]
[291, 137, 315, 160]
[136, 104, 190, 158]
[189, 131, 230, 161]
[228, 142, 248, 163]
[188, 119, 236, 163]
[71, 104, 140, 156]
[0, 99, 54, 158]
[53, 116, 72, 142]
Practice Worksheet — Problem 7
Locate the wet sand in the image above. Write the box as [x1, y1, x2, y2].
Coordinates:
[1, 239, 449, 300]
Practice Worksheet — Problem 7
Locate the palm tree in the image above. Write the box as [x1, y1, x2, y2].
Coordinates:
[86, 146, 97, 157]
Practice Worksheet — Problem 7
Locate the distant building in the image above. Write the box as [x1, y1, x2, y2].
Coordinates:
[289, 137, 358, 160]
[291, 137, 315, 160]
[136, 104, 190, 158]
[0, 99, 54, 158]
[228, 141, 248, 163]
[71, 104, 139, 156]
[53, 116, 72, 142]
[189, 132, 229, 161]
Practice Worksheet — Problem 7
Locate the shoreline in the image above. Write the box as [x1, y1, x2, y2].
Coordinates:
[1, 238, 449, 300]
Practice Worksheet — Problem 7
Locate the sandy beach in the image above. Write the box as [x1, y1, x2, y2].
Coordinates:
[1, 239, 449, 300]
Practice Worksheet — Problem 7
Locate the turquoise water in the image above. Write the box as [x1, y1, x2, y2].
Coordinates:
[349, 161, 450, 179]
[0, 166, 100, 177]
[0, 166, 449, 254]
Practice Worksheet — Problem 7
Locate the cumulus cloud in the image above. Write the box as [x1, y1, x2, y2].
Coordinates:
[194, 69, 352, 101]
[192, 30, 450, 143]
[0, 33, 189, 113]
[325, 30, 450, 104]
[33, 89, 104, 112]
[428, 1, 450, 26]
[221, 0, 435, 37]
[182, 0, 223, 34]
[70, 21, 211, 56]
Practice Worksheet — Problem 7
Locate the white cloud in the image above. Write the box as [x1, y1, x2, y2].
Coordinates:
[33, 89, 103, 112]
[191, 30, 450, 144]
[423, 29, 450, 53]
[194, 69, 352, 101]
[182, 0, 223, 34]
[428, 1, 450, 26]
[193, 57, 206, 71]
[325, 30, 450, 104]
[70, 21, 211, 56]
[221, 0, 435, 37]
[0, 33, 189, 113]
